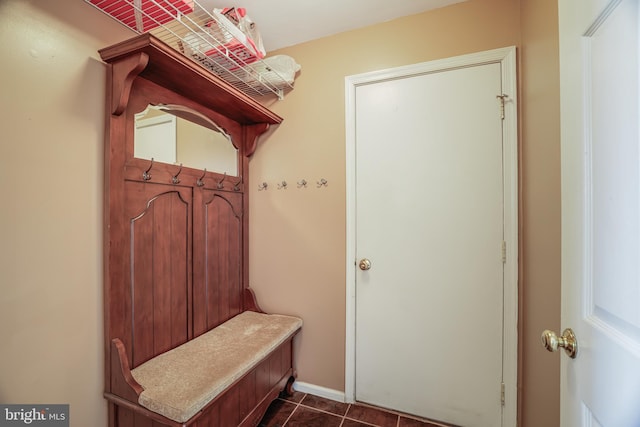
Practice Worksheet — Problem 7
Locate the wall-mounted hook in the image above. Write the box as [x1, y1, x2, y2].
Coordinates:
[196, 168, 207, 187]
[142, 158, 154, 181]
[233, 176, 242, 192]
[297, 179, 307, 188]
[217, 172, 227, 189]
[277, 181, 288, 190]
[317, 178, 328, 188]
[258, 182, 268, 191]
[172, 163, 183, 184]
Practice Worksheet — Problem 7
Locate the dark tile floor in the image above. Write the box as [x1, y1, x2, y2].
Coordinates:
[259, 391, 455, 427]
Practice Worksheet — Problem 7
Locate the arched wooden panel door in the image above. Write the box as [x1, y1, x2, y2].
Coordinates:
[193, 190, 244, 336]
[125, 181, 192, 367]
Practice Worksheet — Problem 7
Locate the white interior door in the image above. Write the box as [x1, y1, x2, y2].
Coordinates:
[558, 0, 640, 425]
[346, 48, 518, 427]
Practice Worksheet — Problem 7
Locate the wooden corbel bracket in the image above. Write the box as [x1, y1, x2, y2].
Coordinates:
[244, 123, 271, 157]
[110, 52, 149, 116]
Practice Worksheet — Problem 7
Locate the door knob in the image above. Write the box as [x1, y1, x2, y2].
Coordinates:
[358, 258, 372, 271]
[541, 328, 578, 359]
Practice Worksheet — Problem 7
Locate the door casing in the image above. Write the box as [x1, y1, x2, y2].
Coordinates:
[344, 46, 519, 426]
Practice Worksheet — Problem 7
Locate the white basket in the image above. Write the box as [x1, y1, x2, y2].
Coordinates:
[246, 55, 301, 89]
[85, 0, 296, 99]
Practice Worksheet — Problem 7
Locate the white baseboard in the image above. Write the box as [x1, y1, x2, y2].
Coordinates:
[292, 381, 347, 403]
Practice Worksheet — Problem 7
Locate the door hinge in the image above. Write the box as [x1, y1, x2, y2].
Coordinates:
[501, 241, 507, 264]
[501, 382, 506, 406]
[496, 94, 508, 120]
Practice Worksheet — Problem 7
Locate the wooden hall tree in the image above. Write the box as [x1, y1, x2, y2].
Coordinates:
[98, 34, 292, 426]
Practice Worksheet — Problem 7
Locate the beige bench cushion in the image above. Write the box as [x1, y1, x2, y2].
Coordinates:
[130, 311, 302, 423]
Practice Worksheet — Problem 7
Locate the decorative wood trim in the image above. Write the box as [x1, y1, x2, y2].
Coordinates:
[104, 393, 186, 427]
[111, 52, 149, 116]
[99, 33, 282, 125]
[243, 288, 266, 313]
[110, 338, 144, 401]
[244, 123, 271, 157]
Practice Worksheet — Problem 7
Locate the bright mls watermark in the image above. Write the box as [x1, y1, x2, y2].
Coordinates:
[0, 405, 68, 426]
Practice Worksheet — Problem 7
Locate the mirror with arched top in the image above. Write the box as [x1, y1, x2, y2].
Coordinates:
[134, 104, 238, 176]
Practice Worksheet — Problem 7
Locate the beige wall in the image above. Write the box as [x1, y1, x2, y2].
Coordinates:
[251, 0, 519, 389]
[0, 0, 131, 424]
[0, 0, 560, 426]
[519, 0, 562, 425]
[250, 0, 560, 426]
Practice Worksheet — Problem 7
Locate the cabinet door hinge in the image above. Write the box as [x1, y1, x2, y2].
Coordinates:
[496, 94, 508, 120]
[501, 241, 507, 264]
[501, 382, 506, 406]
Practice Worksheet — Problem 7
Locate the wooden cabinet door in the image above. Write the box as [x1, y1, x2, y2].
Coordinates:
[193, 189, 244, 336]
[123, 180, 193, 367]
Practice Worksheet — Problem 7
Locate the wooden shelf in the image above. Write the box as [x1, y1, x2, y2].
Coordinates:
[99, 33, 282, 125]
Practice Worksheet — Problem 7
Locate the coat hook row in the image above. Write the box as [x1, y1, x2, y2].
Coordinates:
[258, 179, 328, 190]
[199, 171, 237, 190]
[141, 163, 239, 190]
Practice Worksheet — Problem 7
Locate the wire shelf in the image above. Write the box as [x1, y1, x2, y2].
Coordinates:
[86, 0, 295, 100]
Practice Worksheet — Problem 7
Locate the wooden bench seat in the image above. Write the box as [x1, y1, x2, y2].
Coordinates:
[108, 310, 302, 425]
[129, 311, 302, 423]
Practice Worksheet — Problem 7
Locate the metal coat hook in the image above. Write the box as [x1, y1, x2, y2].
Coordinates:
[172, 163, 183, 184]
[317, 178, 328, 188]
[196, 169, 207, 187]
[142, 158, 154, 181]
[258, 182, 268, 191]
[217, 172, 227, 189]
[297, 179, 307, 188]
[233, 176, 242, 192]
[277, 181, 288, 190]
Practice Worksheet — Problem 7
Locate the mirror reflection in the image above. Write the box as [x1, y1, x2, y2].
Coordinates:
[134, 104, 238, 176]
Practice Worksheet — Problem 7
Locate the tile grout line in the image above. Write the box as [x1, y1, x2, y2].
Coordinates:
[279, 393, 451, 427]
[280, 393, 305, 427]
[288, 398, 387, 427]
[342, 403, 396, 427]
[337, 403, 351, 427]
[350, 401, 453, 427]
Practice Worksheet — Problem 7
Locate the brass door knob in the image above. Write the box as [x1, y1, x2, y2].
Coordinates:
[541, 328, 578, 359]
[358, 258, 372, 271]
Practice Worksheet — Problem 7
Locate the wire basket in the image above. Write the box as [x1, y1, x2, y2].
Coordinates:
[86, 0, 295, 99]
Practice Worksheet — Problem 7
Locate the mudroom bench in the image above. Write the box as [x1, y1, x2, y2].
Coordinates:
[107, 309, 302, 426]
[99, 35, 301, 427]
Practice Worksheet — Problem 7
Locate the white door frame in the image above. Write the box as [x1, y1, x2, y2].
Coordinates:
[345, 47, 519, 426]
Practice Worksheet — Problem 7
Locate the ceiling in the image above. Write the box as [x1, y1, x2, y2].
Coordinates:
[198, 0, 466, 51]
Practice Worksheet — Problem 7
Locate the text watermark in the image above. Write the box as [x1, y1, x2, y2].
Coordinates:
[0, 405, 68, 426]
